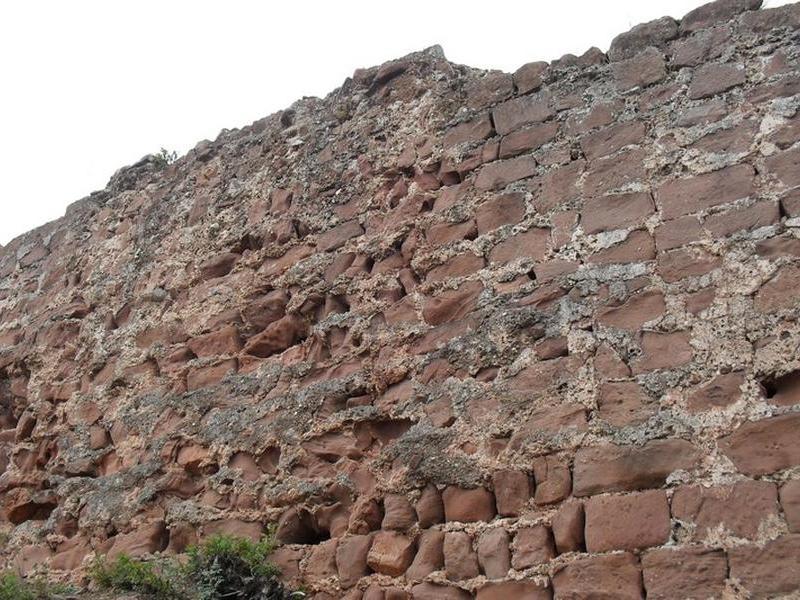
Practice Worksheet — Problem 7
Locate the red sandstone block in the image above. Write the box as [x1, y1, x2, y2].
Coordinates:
[672, 480, 779, 540]
[489, 228, 549, 265]
[539, 160, 584, 212]
[187, 325, 242, 358]
[642, 546, 727, 600]
[382, 494, 417, 531]
[492, 90, 555, 136]
[633, 330, 693, 373]
[499, 122, 559, 159]
[691, 118, 757, 154]
[474, 155, 537, 191]
[704, 201, 779, 238]
[781, 480, 800, 532]
[657, 247, 721, 283]
[680, 0, 760, 33]
[426, 220, 477, 246]
[415, 484, 444, 528]
[608, 16, 678, 61]
[465, 71, 514, 110]
[587, 230, 655, 265]
[573, 438, 699, 496]
[441, 486, 496, 524]
[718, 413, 800, 476]
[739, 3, 800, 33]
[584, 148, 647, 197]
[597, 380, 653, 427]
[514, 61, 548, 95]
[443, 115, 495, 148]
[476, 528, 510, 579]
[532, 454, 572, 505]
[305, 539, 338, 581]
[670, 25, 731, 68]
[689, 62, 746, 99]
[553, 552, 643, 600]
[728, 534, 800, 597]
[585, 490, 671, 552]
[613, 48, 667, 91]
[475, 193, 526, 233]
[597, 290, 665, 331]
[410, 583, 471, 600]
[443, 531, 479, 581]
[511, 525, 555, 570]
[422, 281, 483, 326]
[242, 314, 306, 358]
[425, 253, 485, 283]
[655, 164, 755, 219]
[317, 220, 364, 252]
[107, 521, 168, 560]
[580, 121, 647, 161]
[765, 146, 800, 188]
[653, 215, 703, 251]
[476, 581, 550, 600]
[581, 191, 654, 234]
[198, 252, 239, 280]
[755, 264, 800, 312]
[552, 500, 585, 554]
[492, 469, 532, 517]
[686, 371, 745, 412]
[366, 531, 415, 577]
[406, 529, 444, 581]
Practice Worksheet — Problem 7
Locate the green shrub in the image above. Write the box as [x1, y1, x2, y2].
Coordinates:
[89, 554, 183, 599]
[90, 533, 302, 600]
[153, 147, 178, 168]
[0, 572, 74, 600]
[185, 534, 293, 600]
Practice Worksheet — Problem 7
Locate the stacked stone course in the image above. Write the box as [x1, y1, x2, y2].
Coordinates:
[1, 0, 800, 597]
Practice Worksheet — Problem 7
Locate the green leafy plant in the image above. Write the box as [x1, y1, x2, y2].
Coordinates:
[153, 147, 178, 168]
[0, 572, 74, 600]
[90, 533, 302, 600]
[89, 554, 182, 599]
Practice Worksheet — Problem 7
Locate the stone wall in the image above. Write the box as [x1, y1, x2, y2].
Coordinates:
[1, 0, 800, 597]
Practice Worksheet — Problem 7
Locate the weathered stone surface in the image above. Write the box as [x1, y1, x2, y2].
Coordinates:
[442, 486, 496, 523]
[613, 48, 667, 91]
[443, 531, 479, 581]
[585, 490, 671, 552]
[3, 8, 800, 598]
[475, 156, 538, 190]
[608, 17, 679, 61]
[672, 480, 779, 539]
[492, 469, 532, 517]
[511, 525, 555, 570]
[680, 0, 761, 33]
[366, 531, 415, 577]
[406, 529, 444, 581]
[553, 552, 643, 599]
[492, 91, 555, 136]
[781, 480, 800, 532]
[476, 581, 551, 600]
[728, 535, 800, 597]
[642, 546, 727, 600]
[476, 528, 511, 579]
[551, 500, 584, 554]
[581, 191, 654, 234]
[718, 413, 800, 475]
[688, 62, 747, 99]
[573, 439, 699, 496]
[656, 164, 755, 219]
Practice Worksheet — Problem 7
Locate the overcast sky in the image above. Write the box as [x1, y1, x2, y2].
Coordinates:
[0, 0, 791, 245]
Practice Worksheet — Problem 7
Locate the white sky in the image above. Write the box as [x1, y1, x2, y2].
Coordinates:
[0, 0, 792, 245]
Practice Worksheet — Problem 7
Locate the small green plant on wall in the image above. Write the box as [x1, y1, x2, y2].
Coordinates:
[90, 533, 304, 600]
[153, 147, 178, 168]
